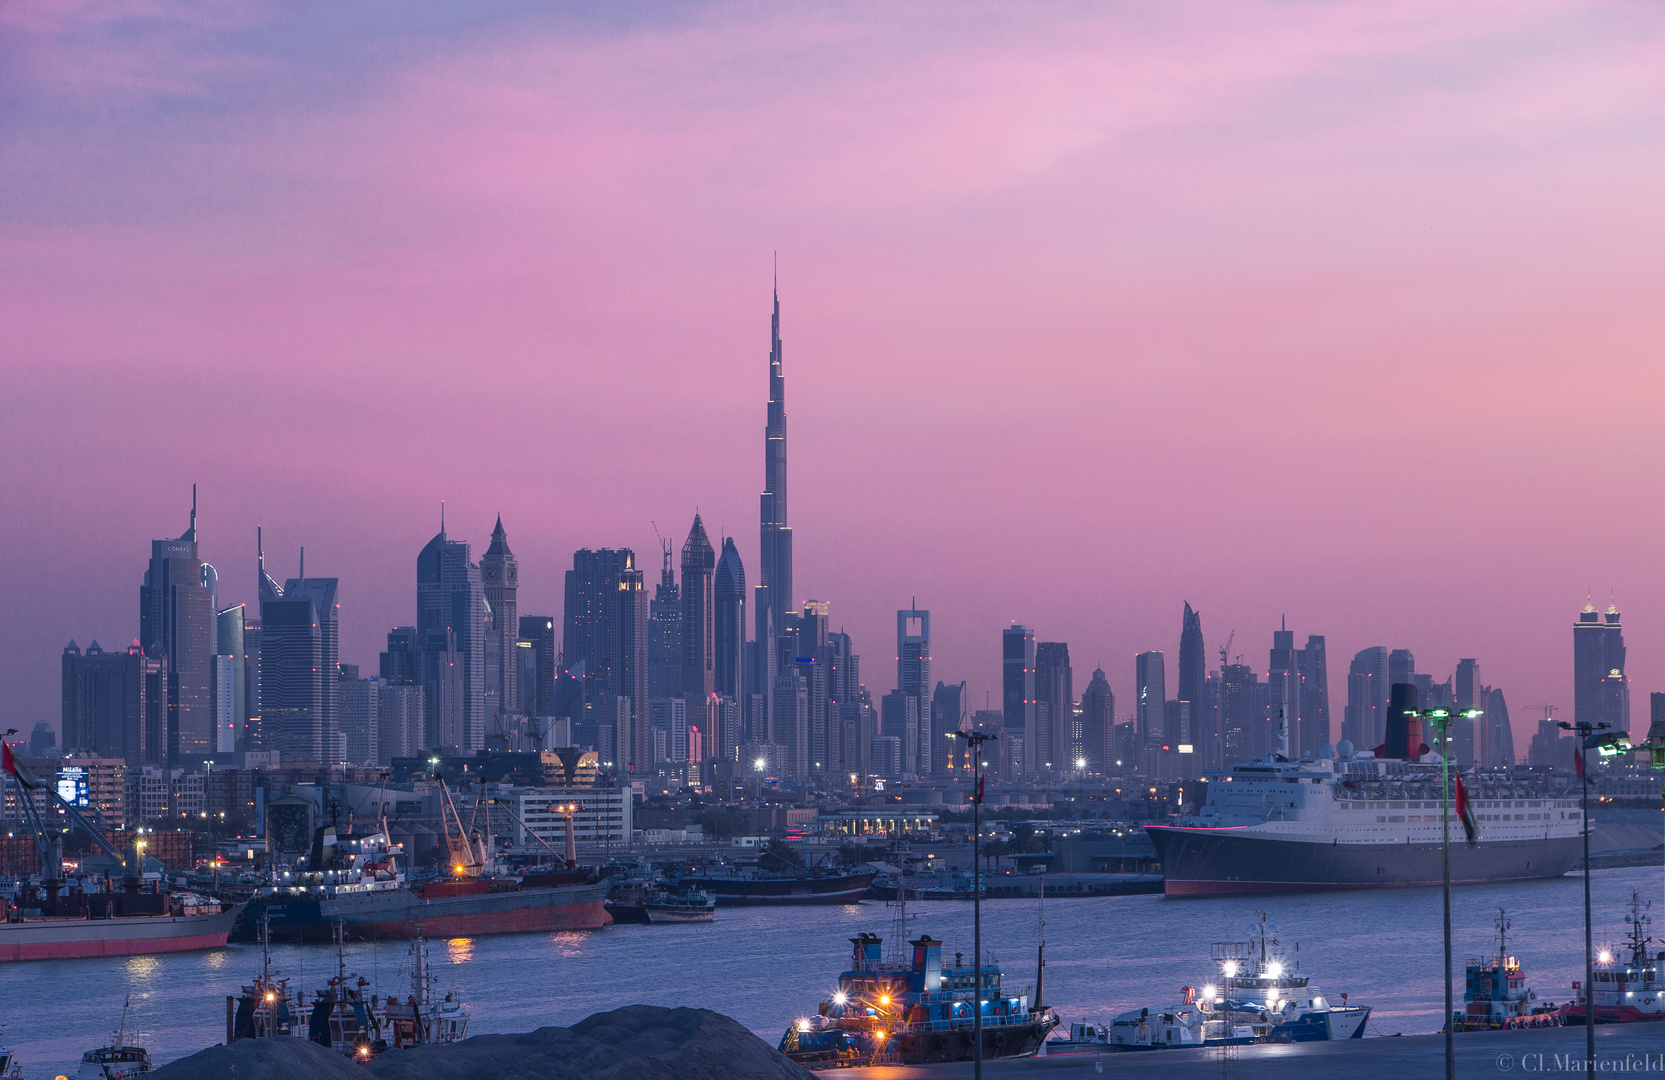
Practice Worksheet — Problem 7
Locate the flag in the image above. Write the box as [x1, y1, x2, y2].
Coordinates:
[975, 773, 985, 805]
[1573, 742, 1584, 779]
[1454, 773, 1478, 845]
[2, 741, 40, 790]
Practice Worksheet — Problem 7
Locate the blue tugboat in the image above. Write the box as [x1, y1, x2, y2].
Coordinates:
[780, 933, 1058, 1066]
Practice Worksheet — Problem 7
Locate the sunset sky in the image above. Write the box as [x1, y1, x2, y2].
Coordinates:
[4, 1, 1662, 744]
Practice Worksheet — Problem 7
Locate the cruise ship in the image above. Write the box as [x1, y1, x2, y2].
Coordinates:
[1147, 723, 1582, 895]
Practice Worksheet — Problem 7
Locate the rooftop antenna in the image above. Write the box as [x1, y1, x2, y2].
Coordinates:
[440, 500, 445, 535]
[190, 483, 197, 535]
[298, 546, 305, 586]
[257, 526, 264, 569]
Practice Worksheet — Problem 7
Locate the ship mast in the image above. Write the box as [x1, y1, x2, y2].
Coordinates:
[1494, 908, 1511, 967]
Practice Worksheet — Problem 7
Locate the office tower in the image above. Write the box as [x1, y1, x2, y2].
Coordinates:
[1219, 661, 1263, 761]
[338, 664, 379, 766]
[1034, 641, 1073, 771]
[27, 722, 56, 758]
[242, 613, 262, 750]
[214, 606, 247, 754]
[259, 545, 340, 763]
[62, 640, 164, 766]
[480, 516, 520, 738]
[417, 521, 487, 752]
[1080, 668, 1115, 774]
[1134, 651, 1165, 749]
[564, 548, 648, 767]
[1296, 635, 1330, 753]
[797, 600, 833, 773]
[377, 681, 423, 765]
[287, 565, 340, 761]
[897, 605, 931, 748]
[1178, 602, 1206, 737]
[1343, 647, 1390, 748]
[140, 488, 214, 768]
[681, 515, 716, 699]
[1485, 686, 1515, 766]
[1388, 649, 1416, 693]
[1453, 659, 1481, 712]
[755, 278, 794, 746]
[871, 735, 903, 778]
[648, 539, 682, 700]
[380, 627, 420, 684]
[516, 616, 558, 716]
[649, 697, 688, 764]
[1002, 625, 1036, 776]
[713, 538, 746, 705]
[930, 681, 966, 777]
[878, 688, 916, 773]
[1528, 712, 1572, 770]
[1267, 622, 1296, 756]
[827, 631, 856, 704]
[1573, 599, 1630, 739]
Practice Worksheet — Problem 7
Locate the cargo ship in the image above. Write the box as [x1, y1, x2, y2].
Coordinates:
[1147, 724, 1581, 895]
[677, 866, 875, 906]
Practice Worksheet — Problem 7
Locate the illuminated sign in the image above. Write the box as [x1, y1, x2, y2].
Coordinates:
[55, 766, 89, 808]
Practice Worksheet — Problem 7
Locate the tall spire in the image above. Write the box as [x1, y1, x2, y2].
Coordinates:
[757, 265, 794, 658]
[179, 483, 198, 544]
[258, 525, 284, 602]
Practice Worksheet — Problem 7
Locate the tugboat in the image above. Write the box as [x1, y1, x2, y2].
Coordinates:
[642, 887, 716, 924]
[382, 934, 469, 1049]
[77, 998, 151, 1079]
[780, 933, 1058, 1065]
[0, 1037, 22, 1079]
[306, 920, 385, 1061]
[226, 912, 297, 1042]
[1562, 892, 1663, 1024]
[1453, 908, 1562, 1031]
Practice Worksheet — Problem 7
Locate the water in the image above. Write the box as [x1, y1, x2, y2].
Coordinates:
[3, 866, 1658, 1078]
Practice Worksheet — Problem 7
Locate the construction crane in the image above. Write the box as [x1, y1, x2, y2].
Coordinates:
[1218, 631, 1235, 671]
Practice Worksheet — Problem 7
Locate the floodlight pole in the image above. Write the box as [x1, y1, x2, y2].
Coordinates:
[950, 728, 997, 1080]
[1560, 720, 1607, 1073]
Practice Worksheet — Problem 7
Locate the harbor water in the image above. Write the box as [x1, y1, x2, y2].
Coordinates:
[3, 865, 1657, 1078]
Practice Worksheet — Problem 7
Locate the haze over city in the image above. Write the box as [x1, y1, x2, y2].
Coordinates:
[5, 0, 1664, 748]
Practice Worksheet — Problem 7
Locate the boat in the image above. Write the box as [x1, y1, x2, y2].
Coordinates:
[226, 912, 299, 1042]
[1452, 908, 1563, 1031]
[677, 865, 875, 906]
[1562, 892, 1663, 1024]
[383, 934, 470, 1049]
[76, 998, 151, 1079]
[305, 921, 385, 1062]
[780, 933, 1058, 1066]
[642, 887, 716, 924]
[1146, 717, 1582, 894]
[0, 1040, 22, 1079]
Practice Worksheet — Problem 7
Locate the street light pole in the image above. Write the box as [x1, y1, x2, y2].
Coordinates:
[949, 728, 996, 1080]
[1560, 720, 1609, 1074]
[1417, 705, 1480, 1080]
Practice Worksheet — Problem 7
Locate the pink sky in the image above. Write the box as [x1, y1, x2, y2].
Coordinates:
[3, 0, 1663, 745]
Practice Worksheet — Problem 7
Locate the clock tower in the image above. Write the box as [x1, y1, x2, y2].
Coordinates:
[482, 515, 520, 729]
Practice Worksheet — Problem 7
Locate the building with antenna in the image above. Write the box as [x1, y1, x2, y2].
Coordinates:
[480, 516, 520, 741]
[681, 514, 716, 700]
[418, 514, 486, 753]
[140, 486, 214, 769]
[1573, 596, 1630, 740]
[755, 275, 793, 749]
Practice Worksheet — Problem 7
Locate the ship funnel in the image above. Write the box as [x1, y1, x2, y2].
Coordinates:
[1381, 683, 1423, 760]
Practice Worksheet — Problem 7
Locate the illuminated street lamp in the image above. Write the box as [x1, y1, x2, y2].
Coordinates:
[946, 727, 997, 1080]
[1559, 719, 1630, 1072]
[1417, 705, 1481, 1080]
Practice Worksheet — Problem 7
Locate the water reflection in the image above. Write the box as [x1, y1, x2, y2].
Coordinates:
[445, 937, 475, 964]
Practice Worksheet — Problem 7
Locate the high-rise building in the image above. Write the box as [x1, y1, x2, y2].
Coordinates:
[1135, 651, 1166, 749]
[418, 521, 487, 752]
[648, 539, 681, 701]
[480, 516, 520, 740]
[1528, 710, 1573, 771]
[564, 548, 648, 767]
[1079, 668, 1115, 774]
[1343, 647, 1389, 749]
[259, 543, 340, 764]
[896, 605, 930, 773]
[1267, 622, 1296, 757]
[1388, 649, 1416, 694]
[1178, 603, 1206, 742]
[214, 605, 248, 754]
[1296, 635, 1330, 754]
[1573, 599, 1630, 739]
[1001, 625, 1036, 776]
[880, 690, 918, 776]
[140, 489, 214, 768]
[62, 640, 164, 767]
[681, 515, 716, 700]
[1219, 661, 1263, 762]
[756, 279, 793, 745]
[713, 538, 746, 705]
[1485, 686, 1516, 767]
[377, 681, 423, 765]
[516, 616, 558, 717]
[1034, 641, 1073, 771]
[930, 681, 965, 777]
[338, 663, 378, 766]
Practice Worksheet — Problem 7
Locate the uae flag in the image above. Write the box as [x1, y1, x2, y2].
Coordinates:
[1574, 742, 1585, 779]
[975, 773, 986, 805]
[2, 741, 41, 791]
[1454, 772, 1479, 844]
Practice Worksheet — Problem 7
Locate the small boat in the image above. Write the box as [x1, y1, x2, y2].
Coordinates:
[1561, 892, 1662, 1025]
[642, 887, 716, 924]
[77, 998, 151, 1079]
[0, 1041, 22, 1079]
[1206, 913, 1370, 1042]
[305, 920, 385, 1061]
[1453, 908, 1562, 1031]
[382, 934, 469, 1049]
[226, 912, 298, 1042]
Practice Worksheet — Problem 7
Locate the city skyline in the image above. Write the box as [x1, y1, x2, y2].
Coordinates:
[4, 2, 1663, 748]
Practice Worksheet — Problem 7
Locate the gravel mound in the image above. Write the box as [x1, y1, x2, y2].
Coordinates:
[149, 1006, 813, 1080]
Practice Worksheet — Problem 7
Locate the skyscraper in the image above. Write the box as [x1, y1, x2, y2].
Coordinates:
[564, 548, 648, 767]
[1573, 599, 1630, 739]
[756, 278, 793, 742]
[1178, 603, 1206, 741]
[516, 616, 558, 716]
[896, 604, 930, 771]
[480, 516, 520, 737]
[1388, 649, 1416, 693]
[1135, 651, 1166, 749]
[648, 539, 682, 700]
[258, 542, 340, 763]
[140, 488, 214, 768]
[62, 640, 164, 767]
[930, 681, 965, 777]
[1485, 686, 1516, 766]
[418, 521, 486, 752]
[1001, 625, 1036, 776]
[1343, 647, 1390, 748]
[214, 605, 248, 754]
[1268, 622, 1296, 756]
[1079, 668, 1115, 774]
[713, 538, 746, 704]
[681, 514, 716, 699]
[1296, 635, 1330, 754]
[1034, 641, 1073, 770]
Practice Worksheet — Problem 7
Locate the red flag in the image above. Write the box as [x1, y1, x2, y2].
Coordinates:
[1573, 743, 1584, 779]
[1454, 773, 1478, 845]
[2, 742, 40, 791]
[975, 773, 985, 805]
